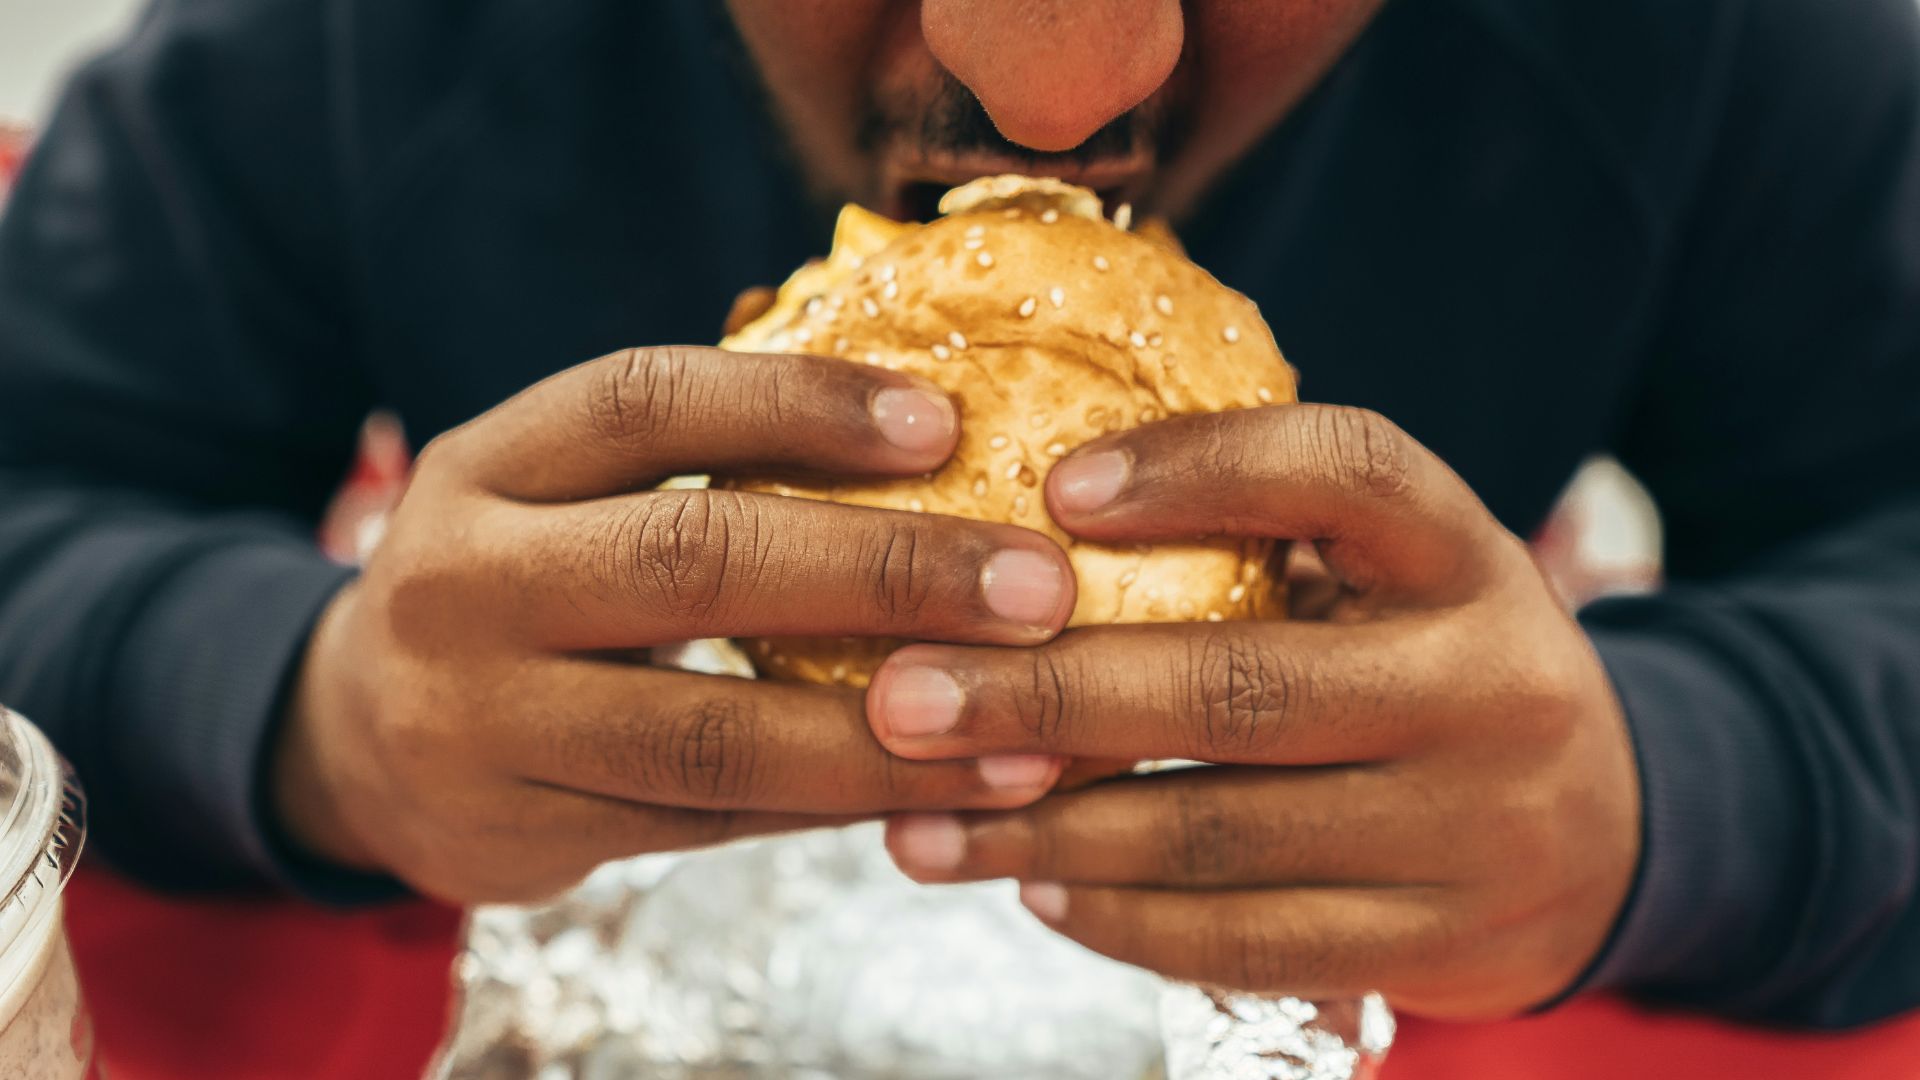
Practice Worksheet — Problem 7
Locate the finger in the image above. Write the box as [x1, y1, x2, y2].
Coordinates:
[441, 346, 960, 502]
[1016, 882, 1441, 1002]
[868, 618, 1472, 766]
[445, 784, 861, 905]
[489, 658, 1067, 814]
[492, 488, 1077, 649]
[884, 766, 1451, 888]
[1046, 403, 1522, 601]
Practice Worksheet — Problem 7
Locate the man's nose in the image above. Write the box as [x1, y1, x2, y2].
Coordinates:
[920, 0, 1184, 152]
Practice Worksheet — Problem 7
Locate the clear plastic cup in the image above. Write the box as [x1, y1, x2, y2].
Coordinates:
[0, 707, 94, 1078]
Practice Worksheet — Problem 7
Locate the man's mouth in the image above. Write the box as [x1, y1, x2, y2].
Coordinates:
[879, 150, 1155, 222]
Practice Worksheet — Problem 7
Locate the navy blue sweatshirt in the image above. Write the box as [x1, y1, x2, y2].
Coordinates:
[1, 0, 1917, 1027]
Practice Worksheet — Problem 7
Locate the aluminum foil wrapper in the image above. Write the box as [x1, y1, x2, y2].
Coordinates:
[430, 641, 1393, 1079]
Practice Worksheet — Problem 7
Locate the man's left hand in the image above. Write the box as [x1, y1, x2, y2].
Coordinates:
[864, 403, 1642, 1019]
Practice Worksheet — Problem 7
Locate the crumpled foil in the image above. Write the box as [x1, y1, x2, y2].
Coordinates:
[428, 642, 1393, 1079]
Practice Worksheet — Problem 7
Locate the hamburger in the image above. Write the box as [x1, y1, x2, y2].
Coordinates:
[716, 176, 1297, 781]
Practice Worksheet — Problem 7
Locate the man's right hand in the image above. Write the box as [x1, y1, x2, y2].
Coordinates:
[273, 346, 1077, 904]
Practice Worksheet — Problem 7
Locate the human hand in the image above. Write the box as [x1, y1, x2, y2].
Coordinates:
[276, 346, 1078, 903]
[866, 404, 1641, 1018]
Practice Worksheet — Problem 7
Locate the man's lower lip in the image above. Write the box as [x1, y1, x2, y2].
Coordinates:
[879, 151, 1153, 221]
[882, 173, 1145, 222]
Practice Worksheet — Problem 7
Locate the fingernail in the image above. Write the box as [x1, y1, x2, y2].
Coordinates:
[890, 813, 967, 874]
[1020, 881, 1069, 923]
[871, 386, 957, 455]
[978, 754, 1057, 791]
[1052, 450, 1129, 513]
[876, 666, 964, 739]
[981, 549, 1065, 627]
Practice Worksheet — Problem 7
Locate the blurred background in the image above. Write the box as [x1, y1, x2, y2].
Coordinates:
[0, 0, 142, 123]
[0, 0, 1662, 605]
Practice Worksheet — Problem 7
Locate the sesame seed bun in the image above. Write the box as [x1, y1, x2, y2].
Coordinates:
[716, 177, 1295, 779]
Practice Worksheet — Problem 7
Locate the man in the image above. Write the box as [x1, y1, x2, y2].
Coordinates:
[0, 0, 1916, 1027]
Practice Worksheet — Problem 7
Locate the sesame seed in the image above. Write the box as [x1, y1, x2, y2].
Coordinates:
[864, 351, 882, 365]
[1049, 286, 1066, 308]
[943, 331, 964, 351]
[862, 298, 880, 318]
[1093, 255, 1110, 272]
[964, 236, 985, 250]
[881, 264, 897, 282]
[976, 251, 994, 267]
[1223, 325, 1241, 343]
[806, 297, 824, 315]
[1041, 209, 1060, 224]
[965, 224, 986, 239]
[883, 280, 899, 300]
[770, 333, 792, 350]
[1130, 331, 1148, 348]
[932, 343, 952, 360]
[1256, 386, 1275, 403]
[831, 663, 849, 681]
[1149, 333, 1164, 348]
[1029, 412, 1051, 428]
[1207, 611, 1225, 622]
[908, 498, 925, 512]
[988, 435, 1010, 450]
[1155, 294, 1174, 316]
[1228, 584, 1248, 603]
[1046, 442, 1066, 456]
[848, 254, 865, 269]
[834, 336, 850, 352]
[829, 294, 846, 309]
[1118, 570, 1139, 587]
[1013, 495, 1029, 514]
[1018, 296, 1038, 318]
[1114, 204, 1134, 230]
[1145, 587, 1161, 601]
[793, 327, 814, 344]
[1005, 461, 1023, 480]
[755, 640, 772, 655]
[1178, 599, 1197, 618]
[973, 477, 989, 497]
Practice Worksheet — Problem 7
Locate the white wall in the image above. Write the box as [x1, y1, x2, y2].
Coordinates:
[0, 0, 145, 125]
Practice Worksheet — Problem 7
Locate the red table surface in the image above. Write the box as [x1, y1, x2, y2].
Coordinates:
[63, 865, 1920, 1080]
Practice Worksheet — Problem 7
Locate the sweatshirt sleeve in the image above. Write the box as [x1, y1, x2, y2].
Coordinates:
[0, 0, 384, 894]
[1570, 0, 1920, 1026]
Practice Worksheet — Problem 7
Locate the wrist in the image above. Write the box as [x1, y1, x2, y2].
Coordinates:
[271, 582, 387, 875]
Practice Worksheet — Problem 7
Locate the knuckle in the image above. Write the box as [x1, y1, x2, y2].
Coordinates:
[1164, 786, 1247, 882]
[1011, 647, 1084, 747]
[606, 489, 761, 623]
[858, 518, 939, 626]
[1497, 632, 1591, 744]
[1310, 406, 1415, 501]
[654, 695, 762, 803]
[1185, 630, 1297, 757]
[1214, 923, 1298, 992]
[585, 346, 691, 446]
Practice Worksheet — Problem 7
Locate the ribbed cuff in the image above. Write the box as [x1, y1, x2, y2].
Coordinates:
[109, 539, 404, 903]
[1566, 600, 1810, 998]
